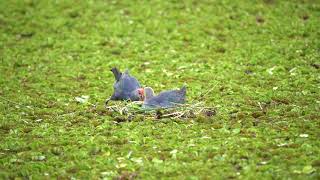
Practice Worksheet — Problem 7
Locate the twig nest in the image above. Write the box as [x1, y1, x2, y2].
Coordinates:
[105, 101, 216, 120]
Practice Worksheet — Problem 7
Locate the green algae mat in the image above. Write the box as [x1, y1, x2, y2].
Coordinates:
[0, 0, 319, 179]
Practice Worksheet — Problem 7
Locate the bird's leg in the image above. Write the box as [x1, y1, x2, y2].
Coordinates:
[105, 98, 111, 106]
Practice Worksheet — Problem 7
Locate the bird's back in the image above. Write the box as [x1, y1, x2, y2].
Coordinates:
[114, 73, 140, 92]
[111, 69, 141, 101]
[144, 87, 186, 108]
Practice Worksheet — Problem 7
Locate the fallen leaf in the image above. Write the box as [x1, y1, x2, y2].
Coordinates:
[267, 66, 276, 75]
[170, 149, 178, 159]
[75, 95, 89, 103]
[299, 134, 309, 138]
[131, 157, 143, 164]
[32, 155, 46, 161]
[116, 163, 127, 169]
[170, 149, 178, 154]
[152, 158, 163, 164]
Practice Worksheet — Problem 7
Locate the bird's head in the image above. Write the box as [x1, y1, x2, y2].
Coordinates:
[137, 88, 145, 101]
[144, 87, 155, 101]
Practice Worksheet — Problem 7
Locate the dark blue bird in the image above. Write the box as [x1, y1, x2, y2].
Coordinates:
[106, 68, 144, 104]
[142, 86, 186, 108]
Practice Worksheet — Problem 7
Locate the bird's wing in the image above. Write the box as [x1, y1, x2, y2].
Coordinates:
[120, 73, 141, 91]
[111, 71, 141, 100]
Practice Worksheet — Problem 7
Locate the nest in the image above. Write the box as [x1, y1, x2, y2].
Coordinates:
[105, 101, 216, 120]
[105, 86, 218, 120]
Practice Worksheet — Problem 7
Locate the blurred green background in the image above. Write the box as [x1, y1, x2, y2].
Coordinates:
[0, 0, 319, 179]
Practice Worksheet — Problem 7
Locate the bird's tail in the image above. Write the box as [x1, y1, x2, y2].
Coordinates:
[111, 67, 122, 81]
[180, 85, 187, 94]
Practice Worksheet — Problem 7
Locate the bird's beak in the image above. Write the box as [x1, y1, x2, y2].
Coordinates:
[138, 88, 144, 101]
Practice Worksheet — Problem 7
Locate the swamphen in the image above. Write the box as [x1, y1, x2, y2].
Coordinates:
[106, 67, 144, 104]
[142, 86, 186, 108]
